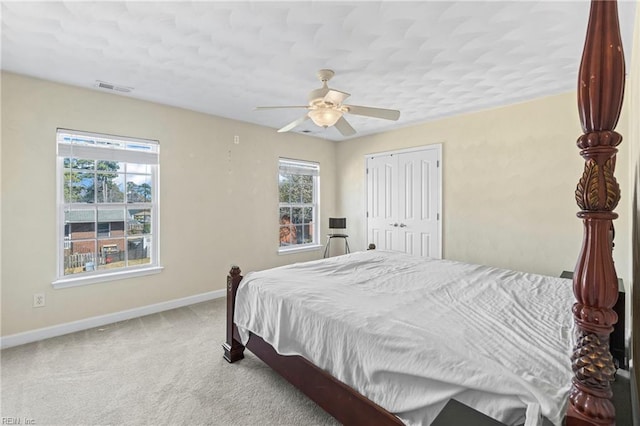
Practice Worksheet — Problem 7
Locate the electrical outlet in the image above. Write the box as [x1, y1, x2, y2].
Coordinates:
[33, 293, 45, 308]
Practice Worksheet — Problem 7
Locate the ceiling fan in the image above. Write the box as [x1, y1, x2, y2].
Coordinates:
[256, 69, 400, 137]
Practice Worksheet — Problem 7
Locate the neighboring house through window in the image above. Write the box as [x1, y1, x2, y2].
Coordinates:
[54, 129, 161, 287]
[278, 158, 320, 252]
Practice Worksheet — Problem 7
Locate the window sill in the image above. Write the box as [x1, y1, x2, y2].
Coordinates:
[52, 266, 164, 289]
[278, 244, 323, 255]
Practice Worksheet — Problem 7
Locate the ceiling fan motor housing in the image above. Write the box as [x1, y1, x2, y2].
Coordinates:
[308, 87, 330, 105]
[309, 69, 335, 105]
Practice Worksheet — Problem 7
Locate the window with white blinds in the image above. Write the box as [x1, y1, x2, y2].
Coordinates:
[54, 129, 161, 287]
[278, 158, 320, 252]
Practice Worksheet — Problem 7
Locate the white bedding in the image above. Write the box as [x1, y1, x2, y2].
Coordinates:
[234, 250, 574, 426]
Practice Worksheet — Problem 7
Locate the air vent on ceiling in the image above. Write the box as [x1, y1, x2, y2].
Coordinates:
[95, 80, 132, 93]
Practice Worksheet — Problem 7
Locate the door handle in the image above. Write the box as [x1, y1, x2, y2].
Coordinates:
[399, 223, 407, 228]
[389, 223, 398, 227]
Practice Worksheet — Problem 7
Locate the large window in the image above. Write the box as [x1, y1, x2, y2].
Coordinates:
[54, 129, 160, 287]
[278, 158, 320, 252]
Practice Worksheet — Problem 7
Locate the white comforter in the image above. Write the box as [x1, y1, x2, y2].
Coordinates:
[234, 250, 574, 426]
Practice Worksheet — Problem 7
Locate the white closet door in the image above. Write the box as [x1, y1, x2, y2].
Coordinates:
[366, 154, 398, 251]
[366, 146, 441, 258]
[397, 148, 440, 258]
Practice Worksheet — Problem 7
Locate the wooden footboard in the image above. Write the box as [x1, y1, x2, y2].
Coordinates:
[222, 266, 245, 363]
[223, 266, 403, 426]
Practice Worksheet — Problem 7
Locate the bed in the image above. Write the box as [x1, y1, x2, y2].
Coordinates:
[223, 1, 626, 425]
[235, 250, 577, 425]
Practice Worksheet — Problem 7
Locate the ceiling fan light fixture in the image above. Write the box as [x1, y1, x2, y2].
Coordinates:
[309, 108, 342, 128]
[257, 70, 400, 136]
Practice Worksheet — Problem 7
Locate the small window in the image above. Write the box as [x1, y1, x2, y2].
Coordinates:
[97, 222, 111, 237]
[55, 129, 160, 286]
[278, 158, 320, 252]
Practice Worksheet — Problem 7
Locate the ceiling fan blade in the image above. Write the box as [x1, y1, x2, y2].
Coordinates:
[277, 114, 310, 133]
[323, 89, 350, 106]
[344, 105, 400, 121]
[256, 106, 309, 110]
[334, 116, 356, 137]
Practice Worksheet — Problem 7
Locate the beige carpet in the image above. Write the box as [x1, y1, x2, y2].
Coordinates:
[1, 298, 338, 426]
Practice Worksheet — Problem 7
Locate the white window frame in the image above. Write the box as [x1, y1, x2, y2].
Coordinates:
[278, 158, 321, 254]
[53, 129, 162, 288]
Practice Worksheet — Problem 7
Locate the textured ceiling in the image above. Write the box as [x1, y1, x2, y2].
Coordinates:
[1, 1, 637, 141]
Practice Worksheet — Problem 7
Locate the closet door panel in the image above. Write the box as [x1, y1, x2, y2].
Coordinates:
[366, 154, 398, 251]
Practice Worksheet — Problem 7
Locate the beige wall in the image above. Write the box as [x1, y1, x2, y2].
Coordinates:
[1, 72, 337, 336]
[1, 59, 635, 344]
[336, 92, 631, 284]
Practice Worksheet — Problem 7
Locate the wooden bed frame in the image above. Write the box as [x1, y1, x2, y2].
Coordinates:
[223, 1, 626, 425]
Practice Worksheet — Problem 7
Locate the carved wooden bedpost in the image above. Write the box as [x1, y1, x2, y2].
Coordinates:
[568, 1, 625, 425]
[223, 265, 245, 363]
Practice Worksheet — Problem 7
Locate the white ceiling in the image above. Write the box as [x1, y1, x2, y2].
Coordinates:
[1, 1, 637, 141]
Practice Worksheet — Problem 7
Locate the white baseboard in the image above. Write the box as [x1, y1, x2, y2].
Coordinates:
[0, 289, 225, 349]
